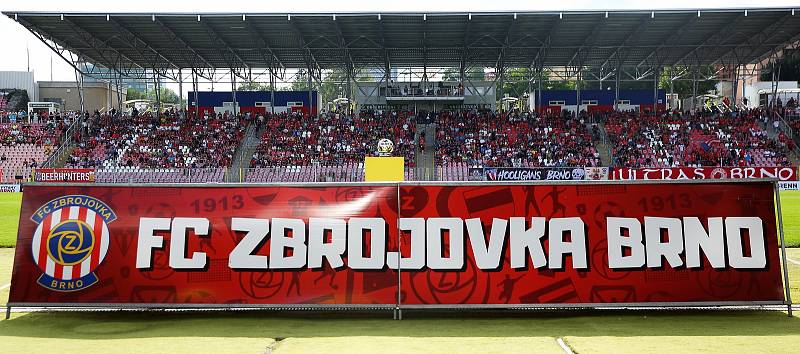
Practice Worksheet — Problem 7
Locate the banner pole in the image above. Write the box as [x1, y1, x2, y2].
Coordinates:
[395, 184, 402, 320]
[5, 305, 9, 320]
[774, 181, 793, 317]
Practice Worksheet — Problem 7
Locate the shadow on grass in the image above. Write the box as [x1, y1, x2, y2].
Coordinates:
[0, 309, 797, 340]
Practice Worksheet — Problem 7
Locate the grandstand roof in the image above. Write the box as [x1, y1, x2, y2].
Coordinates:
[4, 9, 800, 72]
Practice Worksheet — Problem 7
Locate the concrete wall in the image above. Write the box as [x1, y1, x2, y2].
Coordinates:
[740, 81, 798, 108]
[0, 71, 38, 101]
[38, 81, 126, 112]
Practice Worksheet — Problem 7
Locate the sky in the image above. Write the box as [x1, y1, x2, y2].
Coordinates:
[0, 0, 797, 94]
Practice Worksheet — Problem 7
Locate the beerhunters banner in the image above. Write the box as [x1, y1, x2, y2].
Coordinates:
[35, 168, 96, 183]
[8, 181, 788, 308]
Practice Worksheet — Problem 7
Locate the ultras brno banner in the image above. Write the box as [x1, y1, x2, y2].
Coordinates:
[611, 167, 798, 181]
[611, 167, 798, 191]
[9, 182, 785, 307]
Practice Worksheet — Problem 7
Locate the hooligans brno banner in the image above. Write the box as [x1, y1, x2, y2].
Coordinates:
[468, 167, 593, 181]
[8, 182, 786, 307]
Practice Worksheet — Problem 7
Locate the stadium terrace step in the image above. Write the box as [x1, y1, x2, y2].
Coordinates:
[592, 122, 612, 167]
[227, 122, 259, 182]
[0, 121, 65, 183]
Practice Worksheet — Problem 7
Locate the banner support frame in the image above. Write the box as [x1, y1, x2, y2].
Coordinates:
[5, 305, 9, 320]
[394, 184, 403, 320]
[774, 181, 793, 317]
[11, 179, 789, 310]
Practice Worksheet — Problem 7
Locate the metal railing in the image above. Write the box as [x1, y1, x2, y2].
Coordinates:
[42, 116, 81, 168]
[241, 165, 365, 183]
[226, 122, 258, 182]
[386, 86, 465, 98]
[95, 167, 227, 183]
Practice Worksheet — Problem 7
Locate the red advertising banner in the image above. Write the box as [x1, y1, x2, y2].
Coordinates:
[34, 168, 96, 183]
[8, 182, 786, 308]
[611, 166, 798, 181]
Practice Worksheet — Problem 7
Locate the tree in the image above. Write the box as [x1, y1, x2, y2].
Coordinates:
[657, 66, 718, 99]
[125, 87, 179, 104]
[761, 49, 800, 82]
[291, 69, 311, 91]
[237, 81, 270, 91]
[1, 89, 30, 111]
[442, 67, 485, 82]
[126, 87, 145, 100]
[285, 68, 373, 109]
[498, 68, 576, 99]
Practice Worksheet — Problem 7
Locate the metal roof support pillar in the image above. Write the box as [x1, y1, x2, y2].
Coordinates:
[576, 69, 581, 116]
[497, 66, 504, 111]
[113, 68, 122, 113]
[669, 67, 675, 111]
[527, 67, 533, 112]
[770, 59, 778, 109]
[107, 81, 112, 113]
[614, 66, 621, 111]
[653, 67, 659, 114]
[732, 63, 739, 111]
[154, 73, 161, 115]
[178, 69, 184, 117]
[231, 71, 238, 115]
[74, 67, 85, 113]
[385, 61, 391, 102]
[742, 65, 749, 109]
[192, 70, 199, 117]
[691, 67, 698, 112]
[346, 66, 352, 116]
[270, 69, 275, 115]
[599, 68, 603, 90]
[307, 66, 313, 116]
[537, 70, 543, 113]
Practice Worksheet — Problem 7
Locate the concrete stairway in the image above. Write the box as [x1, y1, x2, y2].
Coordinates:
[226, 123, 261, 182]
[591, 122, 613, 167]
[414, 123, 437, 181]
[42, 118, 81, 168]
[50, 146, 75, 168]
[759, 119, 800, 165]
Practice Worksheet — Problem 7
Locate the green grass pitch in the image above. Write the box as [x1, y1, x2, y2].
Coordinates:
[0, 193, 21, 248]
[0, 192, 799, 353]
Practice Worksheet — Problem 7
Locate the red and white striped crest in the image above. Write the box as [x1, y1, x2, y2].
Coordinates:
[31, 205, 110, 281]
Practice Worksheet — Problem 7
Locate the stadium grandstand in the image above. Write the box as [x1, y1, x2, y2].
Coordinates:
[3, 7, 800, 352]
[1, 9, 800, 183]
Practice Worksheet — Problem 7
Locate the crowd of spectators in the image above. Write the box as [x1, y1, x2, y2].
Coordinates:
[0, 114, 67, 183]
[250, 110, 416, 167]
[9, 104, 793, 177]
[777, 97, 800, 134]
[0, 119, 63, 149]
[435, 110, 601, 167]
[606, 109, 794, 167]
[68, 110, 246, 169]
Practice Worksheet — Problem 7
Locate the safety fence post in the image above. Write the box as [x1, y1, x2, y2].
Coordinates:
[775, 181, 793, 317]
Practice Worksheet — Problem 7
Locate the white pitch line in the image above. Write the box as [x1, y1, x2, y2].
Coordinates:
[0, 283, 9, 291]
[556, 338, 574, 354]
[787, 258, 800, 266]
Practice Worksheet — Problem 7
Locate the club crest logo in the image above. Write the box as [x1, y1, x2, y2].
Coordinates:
[30, 195, 116, 292]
